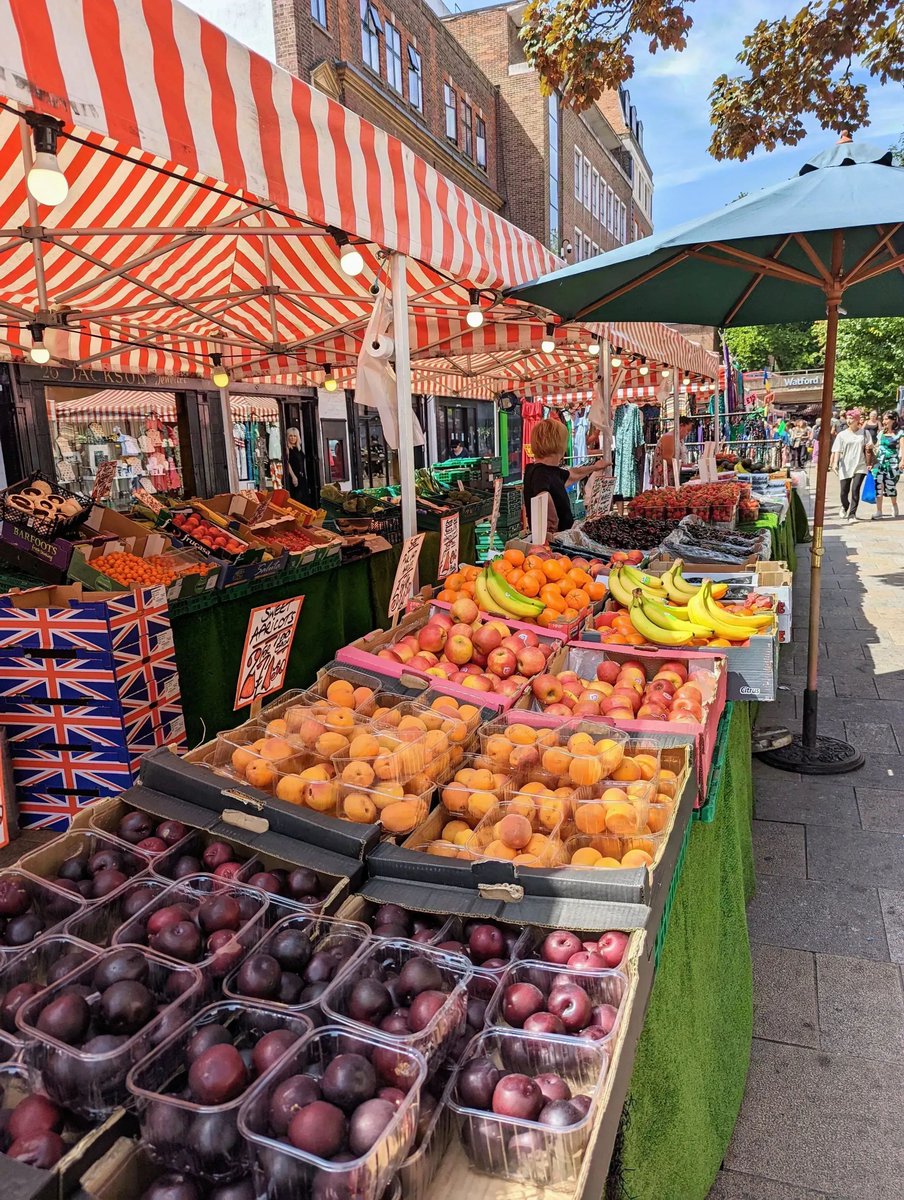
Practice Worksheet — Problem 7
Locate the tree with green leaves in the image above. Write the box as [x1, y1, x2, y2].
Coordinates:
[519, 1, 904, 160]
[816, 317, 904, 409]
[722, 325, 822, 373]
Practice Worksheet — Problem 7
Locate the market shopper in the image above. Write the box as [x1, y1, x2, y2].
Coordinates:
[523, 417, 598, 536]
[285, 426, 308, 504]
[872, 410, 904, 519]
[864, 408, 881, 445]
[830, 409, 871, 521]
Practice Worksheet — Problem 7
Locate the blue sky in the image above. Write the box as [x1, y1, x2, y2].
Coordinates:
[191, 0, 902, 229]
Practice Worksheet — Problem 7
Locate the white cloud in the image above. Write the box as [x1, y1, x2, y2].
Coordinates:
[183, 0, 275, 59]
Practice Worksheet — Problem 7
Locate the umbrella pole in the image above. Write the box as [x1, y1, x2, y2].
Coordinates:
[759, 238, 863, 775]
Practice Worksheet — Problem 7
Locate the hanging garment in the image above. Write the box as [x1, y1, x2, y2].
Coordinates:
[613, 403, 643, 499]
[268, 423, 281, 461]
[147, 451, 168, 492]
[56, 458, 76, 484]
[572, 409, 589, 461]
[520, 401, 545, 473]
[116, 431, 141, 457]
[233, 422, 247, 479]
[166, 456, 181, 491]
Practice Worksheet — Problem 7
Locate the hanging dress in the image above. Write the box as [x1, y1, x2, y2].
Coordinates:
[613, 403, 643, 499]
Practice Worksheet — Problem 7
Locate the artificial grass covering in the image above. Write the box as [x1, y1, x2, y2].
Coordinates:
[612, 702, 755, 1200]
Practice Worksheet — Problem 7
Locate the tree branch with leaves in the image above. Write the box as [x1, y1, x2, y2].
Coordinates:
[520, 0, 904, 161]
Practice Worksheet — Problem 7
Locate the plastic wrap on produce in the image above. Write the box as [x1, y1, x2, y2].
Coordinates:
[660, 516, 770, 564]
[560, 514, 680, 557]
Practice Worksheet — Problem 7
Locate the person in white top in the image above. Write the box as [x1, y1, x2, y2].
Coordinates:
[830, 409, 871, 522]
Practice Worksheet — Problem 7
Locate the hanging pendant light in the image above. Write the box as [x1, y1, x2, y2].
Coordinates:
[466, 289, 484, 329]
[28, 323, 50, 364]
[26, 117, 68, 208]
[323, 363, 338, 392]
[211, 353, 230, 389]
[611, 346, 623, 368]
[541, 324, 555, 354]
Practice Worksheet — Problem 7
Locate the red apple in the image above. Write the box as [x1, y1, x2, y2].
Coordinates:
[572, 701, 601, 717]
[597, 930, 629, 968]
[459, 662, 483, 675]
[431, 613, 454, 630]
[418, 624, 447, 653]
[637, 704, 668, 721]
[393, 644, 415, 664]
[659, 661, 688, 682]
[531, 674, 563, 704]
[471, 651, 488, 669]
[495, 678, 523, 697]
[500, 635, 526, 656]
[408, 654, 437, 673]
[446, 635, 474, 665]
[472, 625, 503, 655]
[612, 688, 642, 713]
[450, 597, 479, 624]
[448, 623, 474, 641]
[487, 648, 517, 678]
[544, 703, 572, 717]
[377, 649, 402, 664]
[595, 662, 621, 685]
[508, 629, 539, 649]
[462, 675, 493, 692]
[485, 620, 512, 640]
[516, 647, 547, 677]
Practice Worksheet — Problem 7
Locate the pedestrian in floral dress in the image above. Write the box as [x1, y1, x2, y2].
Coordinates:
[872, 410, 904, 520]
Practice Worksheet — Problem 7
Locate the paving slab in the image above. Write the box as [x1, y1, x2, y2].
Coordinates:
[815, 953, 904, 1061]
[753, 781, 861, 828]
[753, 820, 807, 878]
[843, 722, 900, 754]
[878, 889, 904, 964]
[724, 1040, 904, 1199]
[806, 823, 904, 892]
[708, 1171, 834, 1200]
[746, 875, 888, 959]
[854, 787, 904, 833]
[751, 944, 818, 1048]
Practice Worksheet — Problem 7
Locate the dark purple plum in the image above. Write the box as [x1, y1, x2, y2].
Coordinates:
[82, 1033, 128, 1056]
[539, 1098, 583, 1127]
[299, 982, 329, 1005]
[120, 887, 157, 920]
[1, 981, 41, 1032]
[379, 1010, 410, 1036]
[372, 1044, 419, 1092]
[303, 950, 339, 985]
[213, 863, 243, 881]
[268, 1073, 321, 1135]
[408, 990, 446, 1033]
[287, 1101, 346, 1157]
[207, 929, 244, 977]
[286, 868, 320, 900]
[269, 928, 312, 973]
[93, 948, 149, 991]
[571, 1094, 592, 1117]
[36, 991, 91, 1044]
[347, 978, 392, 1025]
[118, 811, 154, 844]
[535, 1073, 571, 1103]
[75, 880, 95, 899]
[139, 1175, 201, 1200]
[147, 905, 192, 937]
[466, 998, 487, 1031]
[100, 979, 155, 1034]
[6, 1130, 66, 1168]
[4, 913, 44, 946]
[372, 922, 408, 940]
[277, 973, 304, 1004]
[88, 848, 126, 875]
[197, 894, 241, 935]
[414, 1090, 438, 1144]
[456, 1055, 500, 1110]
[251, 1030, 298, 1075]
[0, 879, 32, 919]
[236, 954, 281, 999]
[468, 924, 506, 964]
[201, 842, 235, 871]
[502, 982, 545, 1029]
[7, 1094, 64, 1139]
[91, 868, 129, 899]
[56, 855, 88, 883]
[348, 1097, 395, 1156]
[137, 837, 168, 855]
[397, 957, 443, 998]
[186, 1023, 233, 1063]
[412, 930, 435, 945]
[188, 1043, 248, 1104]
[150, 921, 202, 962]
[248, 872, 282, 895]
[321, 1053, 376, 1113]
[377, 1087, 406, 1108]
[491, 1073, 543, 1120]
[147, 1098, 187, 1144]
[190, 1110, 242, 1159]
[156, 820, 189, 847]
[208, 1183, 255, 1200]
[171, 855, 203, 879]
[372, 904, 408, 929]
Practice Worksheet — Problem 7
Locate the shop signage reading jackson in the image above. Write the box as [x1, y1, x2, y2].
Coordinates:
[27, 365, 198, 388]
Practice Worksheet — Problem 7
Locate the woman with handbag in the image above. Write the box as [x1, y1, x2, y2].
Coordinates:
[872, 410, 904, 519]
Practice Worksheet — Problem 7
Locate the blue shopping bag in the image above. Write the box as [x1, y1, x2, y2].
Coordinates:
[861, 469, 877, 504]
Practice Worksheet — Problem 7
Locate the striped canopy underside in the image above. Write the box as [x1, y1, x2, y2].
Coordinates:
[0, 0, 718, 398]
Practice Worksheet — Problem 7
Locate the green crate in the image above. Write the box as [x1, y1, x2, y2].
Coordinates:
[694, 702, 734, 825]
[653, 813, 692, 973]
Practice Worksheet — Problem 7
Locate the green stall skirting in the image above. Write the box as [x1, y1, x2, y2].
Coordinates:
[171, 524, 476, 745]
[612, 701, 755, 1200]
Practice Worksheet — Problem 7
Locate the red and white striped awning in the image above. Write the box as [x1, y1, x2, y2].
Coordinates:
[53, 389, 178, 421]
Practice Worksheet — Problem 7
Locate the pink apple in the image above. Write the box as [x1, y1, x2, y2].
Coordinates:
[495, 678, 523, 697]
[508, 629, 539, 649]
[408, 654, 438, 673]
[488, 647, 517, 678]
[472, 625, 503, 655]
[448, 623, 473, 641]
[418, 623, 447, 653]
[612, 688, 642, 713]
[558, 671, 580, 685]
[572, 700, 601, 717]
[486, 620, 512, 640]
[431, 612, 454, 630]
[459, 662, 483, 675]
[597, 930, 629, 968]
[659, 661, 688, 682]
[544, 703, 573, 717]
[446, 635, 474, 665]
[517, 646, 547, 677]
[399, 635, 420, 652]
[471, 651, 488, 669]
[450, 597, 479, 624]
[501, 635, 526, 655]
[462, 674, 493, 692]
[377, 649, 402, 663]
[393, 644, 415, 664]
[531, 673, 563, 704]
[596, 661, 621, 685]
[637, 704, 668, 721]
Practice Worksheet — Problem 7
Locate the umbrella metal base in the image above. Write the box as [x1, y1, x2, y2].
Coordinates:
[758, 734, 864, 776]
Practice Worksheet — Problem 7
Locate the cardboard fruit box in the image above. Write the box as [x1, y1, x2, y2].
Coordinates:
[67, 532, 220, 602]
[0, 504, 157, 585]
[514, 641, 727, 802]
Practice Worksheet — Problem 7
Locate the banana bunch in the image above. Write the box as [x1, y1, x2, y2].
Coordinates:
[686, 579, 775, 640]
[660, 559, 728, 604]
[475, 563, 545, 620]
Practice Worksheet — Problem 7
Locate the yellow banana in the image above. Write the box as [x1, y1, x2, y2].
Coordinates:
[686, 581, 764, 640]
[620, 563, 666, 593]
[661, 566, 699, 604]
[627, 597, 695, 646]
[639, 593, 714, 636]
[474, 568, 512, 618]
[608, 566, 665, 608]
[485, 564, 545, 618]
[698, 581, 774, 632]
[665, 564, 700, 597]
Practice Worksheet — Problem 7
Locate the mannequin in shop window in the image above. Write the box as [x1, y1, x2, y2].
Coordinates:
[285, 427, 307, 504]
[523, 418, 597, 536]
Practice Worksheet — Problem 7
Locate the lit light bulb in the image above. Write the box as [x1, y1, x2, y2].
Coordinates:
[27, 152, 69, 207]
[639, 363, 649, 376]
[211, 353, 230, 388]
[541, 324, 555, 354]
[340, 242, 364, 277]
[611, 355, 622, 368]
[466, 289, 484, 328]
[28, 325, 50, 364]
[587, 340, 600, 356]
[662, 368, 671, 378]
[323, 364, 338, 392]
[683, 376, 690, 387]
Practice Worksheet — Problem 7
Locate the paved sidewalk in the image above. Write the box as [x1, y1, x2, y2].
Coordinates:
[709, 474, 904, 1200]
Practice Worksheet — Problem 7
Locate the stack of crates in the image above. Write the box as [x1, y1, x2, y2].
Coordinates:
[0, 584, 186, 830]
[475, 482, 524, 561]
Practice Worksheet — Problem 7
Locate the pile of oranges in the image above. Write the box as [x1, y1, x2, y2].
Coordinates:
[96, 551, 214, 589]
[438, 548, 607, 627]
[592, 608, 653, 647]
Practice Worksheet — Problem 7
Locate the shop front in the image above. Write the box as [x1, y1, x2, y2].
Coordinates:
[434, 396, 497, 460]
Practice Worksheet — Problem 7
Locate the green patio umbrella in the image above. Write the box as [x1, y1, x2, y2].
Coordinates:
[510, 136, 904, 774]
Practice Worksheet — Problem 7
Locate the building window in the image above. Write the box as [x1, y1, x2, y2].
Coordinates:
[582, 158, 591, 210]
[311, 0, 327, 28]
[591, 168, 600, 219]
[606, 188, 613, 232]
[361, 0, 382, 73]
[592, 242, 599, 256]
[385, 24, 402, 93]
[444, 82, 457, 143]
[407, 46, 422, 112]
[574, 148, 582, 201]
[583, 233, 591, 261]
[621, 200, 627, 242]
[461, 101, 473, 158]
[547, 92, 559, 251]
[476, 113, 487, 171]
[573, 228, 582, 262]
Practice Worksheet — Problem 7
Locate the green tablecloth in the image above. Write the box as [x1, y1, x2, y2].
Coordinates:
[790, 488, 812, 545]
[613, 702, 755, 1199]
[171, 523, 477, 745]
[739, 512, 797, 570]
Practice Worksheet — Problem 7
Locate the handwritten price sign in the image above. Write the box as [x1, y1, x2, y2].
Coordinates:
[234, 596, 304, 709]
[388, 533, 425, 620]
[133, 487, 163, 515]
[584, 472, 614, 518]
[437, 513, 460, 578]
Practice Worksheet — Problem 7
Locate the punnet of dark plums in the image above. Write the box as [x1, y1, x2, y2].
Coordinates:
[486, 959, 626, 1045]
[154, 835, 328, 910]
[63, 879, 167, 949]
[0, 1063, 91, 1171]
[361, 902, 448, 942]
[0, 936, 96, 1038]
[30, 832, 151, 902]
[432, 916, 527, 975]
[450, 1028, 608, 1184]
[224, 914, 369, 1015]
[0, 872, 84, 952]
[111, 876, 270, 988]
[236, 1026, 428, 1200]
[107, 809, 191, 857]
[15, 946, 202, 1120]
[320, 939, 471, 1067]
[126, 1001, 312, 1183]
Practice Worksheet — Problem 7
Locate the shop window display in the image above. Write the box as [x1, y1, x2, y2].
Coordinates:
[230, 398, 283, 491]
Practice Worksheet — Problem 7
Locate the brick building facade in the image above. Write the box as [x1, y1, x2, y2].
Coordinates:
[272, 0, 654, 258]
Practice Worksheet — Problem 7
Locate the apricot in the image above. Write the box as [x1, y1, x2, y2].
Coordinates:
[348, 733, 380, 760]
[399, 714, 428, 736]
[456, 767, 478, 786]
[299, 764, 331, 782]
[633, 753, 658, 781]
[265, 718, 288, 737]
[597, 856, 623, 868]
[507, 724, 537, 746]
[344, 793, 378, 823]
[507, 795, 536, 820]
[443, 819, 470, 840]
[431, 695, 459, 713]
[245, 760, 278, 791]
[594, 739, 625, 775]
[467, 790, 497, 822]
[231, 745, 256, 774]
[520, 781, 548, 796]
[316, 731, 349, 758]
[458, 703, 480, 726]
[295, 717, 327, 747]
[305, 779, 338, 812]
[646, 806, 668, 833]
[482, 839, 517, 861]
[566, 732, 595, 752]
[611, 758, 642, 783]
[326, 679, 356, 707]
[424, 729, 449, 756]
[524, 833, 551, 858]
[575, 803, 607, 835]
[605, 801, 639, 835]
[658, 769, 679, 797]
[372, 754, 400, 782]
[341, 761, 376, 788]
[470, 768, 495, 791]
[512, 853, 541, 867]
[538, 797, 567, 831]
[571, 846, 604, 867]
[378, 708, 402, 728]
[372, 783, 405, 810]
[454, 828, 473, 846]
[497, 813, 532, 850]
[621, 848, 654, 868]
[275, 774, 305, 805]
[352, 685, 375, 710]
[427, 842, 458, 858]
[326, 706, 357, 731]
[541, 748, 570, 776]
[442, 782, 469, 814]
[381, 800, 424, 833]
[569, 756, 603, 787]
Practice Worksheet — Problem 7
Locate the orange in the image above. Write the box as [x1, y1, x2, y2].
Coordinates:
[459, 581, 476, 597]
[542, 559, 565, 581]
[567, 568, 594, 587]
[507, 568, 524, 586]
[587, 582, 606, 601]
[437, 589, 458, 603]
[539, 586, 566, 612]
[492, 558, 512, 576]
[445, 571, 464, 590]
[518, 574, 541, 597]
[565, 589, 590, 611]
[524, 554, 546, 572]
[503, 548, 525, 566]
